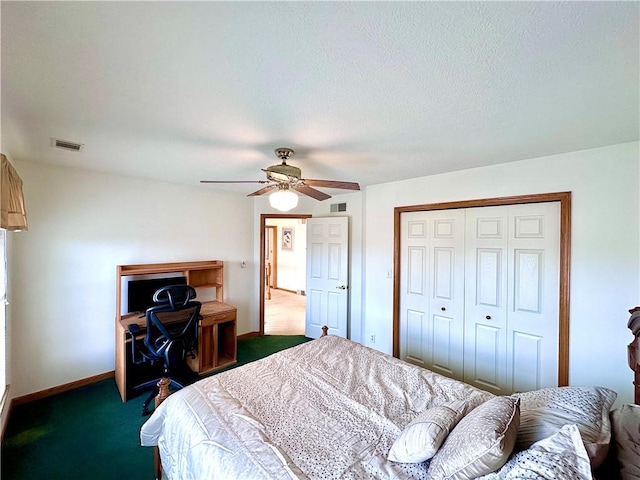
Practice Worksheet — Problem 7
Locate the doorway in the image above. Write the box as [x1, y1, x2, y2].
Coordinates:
[259, 213, 312, 335]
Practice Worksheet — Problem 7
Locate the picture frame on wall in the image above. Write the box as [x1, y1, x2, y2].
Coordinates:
[282, 227, 294, 251]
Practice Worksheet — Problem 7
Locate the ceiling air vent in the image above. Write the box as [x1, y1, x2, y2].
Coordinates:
[51, 138, 84, 152]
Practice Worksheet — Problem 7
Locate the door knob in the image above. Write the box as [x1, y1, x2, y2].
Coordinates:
[441, 307, 446, 311]
[336, 285, 348, 290]
[485, 315, 492, 320]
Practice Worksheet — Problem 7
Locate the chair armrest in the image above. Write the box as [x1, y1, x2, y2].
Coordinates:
[128, 324, 143, 364]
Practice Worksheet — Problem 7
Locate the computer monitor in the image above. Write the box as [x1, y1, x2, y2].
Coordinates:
[127, 276, 187, 313]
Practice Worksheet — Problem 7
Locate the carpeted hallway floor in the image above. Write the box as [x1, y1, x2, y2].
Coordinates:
[1, 334, 310, 480]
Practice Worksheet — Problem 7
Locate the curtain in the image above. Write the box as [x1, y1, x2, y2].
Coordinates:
[0, 154, 28, 231]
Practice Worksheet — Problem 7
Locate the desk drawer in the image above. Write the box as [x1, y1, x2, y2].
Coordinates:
[200, 310, 236, 327]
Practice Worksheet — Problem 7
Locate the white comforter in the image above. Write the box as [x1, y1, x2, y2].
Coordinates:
[141, 335, 492, 479]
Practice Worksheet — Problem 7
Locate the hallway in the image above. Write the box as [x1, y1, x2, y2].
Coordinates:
[264, 289, 306, 335]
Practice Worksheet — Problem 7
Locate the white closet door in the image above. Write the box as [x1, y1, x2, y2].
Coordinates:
[399, 212, 430, 368]
[400, 202, 561, 395]
[400, 210, 465, 380]
[427, 210, 465, 380]
[464, 203, 560, 394]
[464, 207, 509, 394]
[506, 202, 560, 392]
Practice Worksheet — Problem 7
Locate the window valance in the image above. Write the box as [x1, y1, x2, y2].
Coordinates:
[1, 154, 28, 231]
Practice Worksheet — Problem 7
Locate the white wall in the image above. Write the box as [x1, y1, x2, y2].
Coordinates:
[7, 161, 255, 399]
[363, 141, 640, 405]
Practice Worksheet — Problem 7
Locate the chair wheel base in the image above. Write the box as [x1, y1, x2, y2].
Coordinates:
[138, 377, 185, 416]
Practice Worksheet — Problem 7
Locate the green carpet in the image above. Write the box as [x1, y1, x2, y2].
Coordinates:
[1, 335, 311, 480]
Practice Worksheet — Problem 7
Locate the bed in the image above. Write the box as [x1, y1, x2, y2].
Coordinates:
[141, 312, 640, 480]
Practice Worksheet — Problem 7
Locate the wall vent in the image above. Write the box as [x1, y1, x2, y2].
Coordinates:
[330, 202, 347, 213]
[51, 138, 84, 152]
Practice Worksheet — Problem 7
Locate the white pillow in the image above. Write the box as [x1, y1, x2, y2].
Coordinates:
[427, 396, 520, 480]
[477, 424, 593, 480]
[514, 386, 616, 468]
[610, 403, 640, 479]
[388, 400, 467, 463]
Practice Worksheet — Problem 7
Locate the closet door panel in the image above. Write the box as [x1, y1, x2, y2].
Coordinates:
[506, 203, 560, 392]
[513, 250, 543, 313]
[464, 207, 508, 395]
[476, 249, 502, 307]
[405, 309, 428, 367]
[433, 247, 454, 300]
[511, 331, 543, 393]
[430, 314, 455, 374]
[399, 213, 430, 368]
[429, 211, 465, 380]
[470, 323, 502, 390]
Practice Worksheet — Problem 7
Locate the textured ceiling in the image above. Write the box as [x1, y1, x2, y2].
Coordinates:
[1, 1, 638, 195]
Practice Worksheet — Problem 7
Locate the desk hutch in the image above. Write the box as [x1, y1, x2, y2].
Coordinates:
[115, 260, 237, 402]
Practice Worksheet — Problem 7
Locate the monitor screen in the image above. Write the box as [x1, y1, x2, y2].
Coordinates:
[127, 276, 187, 313]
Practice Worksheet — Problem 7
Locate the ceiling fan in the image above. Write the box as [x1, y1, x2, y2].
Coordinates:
[200, 148, 360, 211]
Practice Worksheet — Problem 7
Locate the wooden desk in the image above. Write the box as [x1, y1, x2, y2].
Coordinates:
[187, 302, 237, 374]
[115, 300, 237, 402]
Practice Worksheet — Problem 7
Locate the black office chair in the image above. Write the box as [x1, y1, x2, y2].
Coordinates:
[127, 284, 201, 415]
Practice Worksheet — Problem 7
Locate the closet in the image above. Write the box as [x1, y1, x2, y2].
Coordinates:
[399, 201, 561, 395]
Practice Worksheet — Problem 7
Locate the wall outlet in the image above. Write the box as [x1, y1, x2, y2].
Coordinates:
[370, 334, 375, 343]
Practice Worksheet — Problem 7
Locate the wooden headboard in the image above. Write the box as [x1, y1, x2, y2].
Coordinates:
[629, 306, 640, 405]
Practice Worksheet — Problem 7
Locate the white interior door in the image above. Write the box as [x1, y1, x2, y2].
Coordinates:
[305, 217, 349, 338]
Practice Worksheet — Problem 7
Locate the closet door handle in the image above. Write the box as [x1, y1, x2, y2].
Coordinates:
[485, 315, 492, 320]
[441, 307, 446, 311]
[336, 285, 348, 290]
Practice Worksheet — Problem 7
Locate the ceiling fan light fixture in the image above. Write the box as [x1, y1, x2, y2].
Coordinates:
[200, 146, 360, 203]
[269, 188, 298, 212]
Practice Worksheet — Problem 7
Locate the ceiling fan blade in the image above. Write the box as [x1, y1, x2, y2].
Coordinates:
[200, 180, 269, 184]
[302, 179, 360, 190]
[247, 184, 278, 196]
[293, 185, 331, 201]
